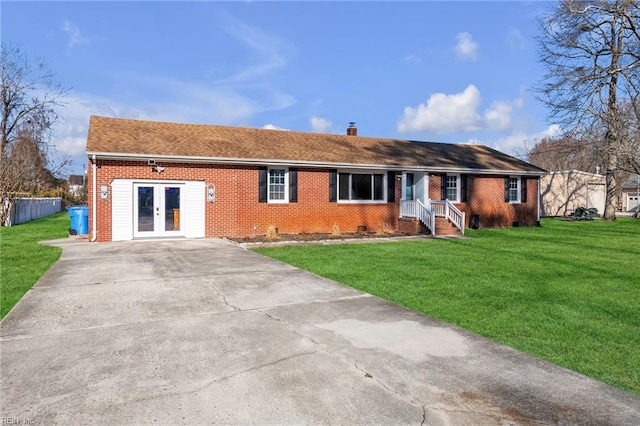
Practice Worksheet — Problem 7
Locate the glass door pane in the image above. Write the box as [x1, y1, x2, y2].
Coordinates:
[164, 187, 181, 231]
[405, 173, 414, 201]
[137, 186, 155, 232]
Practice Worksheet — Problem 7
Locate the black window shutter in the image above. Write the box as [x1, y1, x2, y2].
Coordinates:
[521, 177, 527, 203]
[329, 169, 337, 202]
[504, 177, 510, 202]
[289, 168, 298, 202]
[387, 171, 395, 203]
[441, 174, 447, 200]
[259, 167, 268, 203]
[461, 174, 468, 202]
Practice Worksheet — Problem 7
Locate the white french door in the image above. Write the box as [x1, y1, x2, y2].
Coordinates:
[133, 183, 184, 238]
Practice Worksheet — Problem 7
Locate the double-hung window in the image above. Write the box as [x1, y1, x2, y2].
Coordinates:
[338, 172, 386, 202]
[441, 174, 468, 203]
[259, 167, 295, 203]
[446, 175, 458, 201]
[445, 175, 459, 201]
[268, 168, 287, 202]
[505, 176, 526, 204]
[507, 177, 519, 203]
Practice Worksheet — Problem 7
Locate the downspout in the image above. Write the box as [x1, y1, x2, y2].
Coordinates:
[537, 176, 541, 224]
[91, 154, 98, 242]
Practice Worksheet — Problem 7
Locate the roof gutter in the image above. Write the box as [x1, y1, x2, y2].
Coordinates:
[86, 152, 547, 177]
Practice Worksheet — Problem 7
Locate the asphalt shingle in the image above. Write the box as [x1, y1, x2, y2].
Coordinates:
[86, 115, 545, 173]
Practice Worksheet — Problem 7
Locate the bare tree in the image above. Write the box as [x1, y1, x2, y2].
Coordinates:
[1, 43, 69, 224]
[526, 136, 599, 172]
[536, 0, 640, 220]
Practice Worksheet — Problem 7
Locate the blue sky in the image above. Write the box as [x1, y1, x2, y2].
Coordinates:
[3, 1, 560, 175]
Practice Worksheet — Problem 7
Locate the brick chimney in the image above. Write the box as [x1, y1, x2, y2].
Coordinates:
[346, 122, 357, 136]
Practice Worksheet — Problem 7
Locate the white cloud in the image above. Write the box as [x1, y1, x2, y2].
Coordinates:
[52, 15, 298, 173]
[220, 17, 289, 83]
[403, 54, 421, 64]
[454, 32, 478, 61]
[49, 14, 298, 172]
[118, 71, 295, 124]
[507, 27, 525, 50]
[310, 116, 332, 133]
[62, 20, 88, 48]
[51, 94, 146, 158]
[397, 85, 524, 135]
[484, 97, 524, 131]
[398, 85, 482, 134]
[50, 72, 296, 159]
[262, 124, 289, 131]
[477, 124, 563, 154]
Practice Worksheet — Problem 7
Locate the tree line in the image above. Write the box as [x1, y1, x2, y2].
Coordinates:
[1, 44, 74, 225]
[532, 0, 639, 219]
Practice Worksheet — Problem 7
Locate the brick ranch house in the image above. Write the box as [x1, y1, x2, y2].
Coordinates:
[85, 116, 546, 242]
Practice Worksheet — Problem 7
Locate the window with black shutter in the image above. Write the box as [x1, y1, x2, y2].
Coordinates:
[505, 177, 521, 203]
[259, 167, 291, 203]
[441, 174, 460, 201]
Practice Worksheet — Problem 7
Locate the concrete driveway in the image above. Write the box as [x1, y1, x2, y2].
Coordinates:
[1, 238, 638, 425]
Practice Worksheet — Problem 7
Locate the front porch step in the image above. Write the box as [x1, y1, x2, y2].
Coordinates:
[434, 217, 462, 236]
[398, 217, 431, 235]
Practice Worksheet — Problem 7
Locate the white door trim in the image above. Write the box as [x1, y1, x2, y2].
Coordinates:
[132, 182, 185, 239]
[111, 179, 205, 241]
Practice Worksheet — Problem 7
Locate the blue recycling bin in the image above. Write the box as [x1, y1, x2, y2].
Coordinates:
[68, 206, 89, 235]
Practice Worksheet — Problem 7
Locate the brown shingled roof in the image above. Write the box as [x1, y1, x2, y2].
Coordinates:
[86, 116, 545, 174]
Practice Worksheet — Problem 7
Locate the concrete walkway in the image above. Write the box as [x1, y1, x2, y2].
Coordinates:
[1, 238, 638, 425]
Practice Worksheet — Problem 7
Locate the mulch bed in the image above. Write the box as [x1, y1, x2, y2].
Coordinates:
[229, 231, 418, 244]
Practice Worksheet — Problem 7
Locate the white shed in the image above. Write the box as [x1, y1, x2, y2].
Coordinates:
[540, 170, 605, 217]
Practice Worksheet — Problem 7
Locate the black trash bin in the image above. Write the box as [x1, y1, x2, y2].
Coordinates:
[469, 214, 480, 230]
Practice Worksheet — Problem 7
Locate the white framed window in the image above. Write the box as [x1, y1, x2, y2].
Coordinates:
[506, 177, 521, 203]
[268, 168, 288, 203]
[337, 171, 386, 202]
[445, 175, 460, 201]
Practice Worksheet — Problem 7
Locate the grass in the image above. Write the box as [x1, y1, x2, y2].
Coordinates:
[0, 212, 69, 319]
[255, 218, 640, 395]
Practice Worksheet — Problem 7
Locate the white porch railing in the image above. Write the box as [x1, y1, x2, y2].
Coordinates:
[401, 199, 465, 236]
[430, 200, 465, 235]
[400, 199, 434, 235]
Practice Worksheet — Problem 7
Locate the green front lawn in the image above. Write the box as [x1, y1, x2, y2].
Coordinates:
[256, 218, 640, 395]
[0, 212, 69, 319]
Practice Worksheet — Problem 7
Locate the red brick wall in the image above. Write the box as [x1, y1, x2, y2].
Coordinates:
[89, 160, 401, 241]
[429, 174, 539, 228]
[89, 161, 539, 241]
